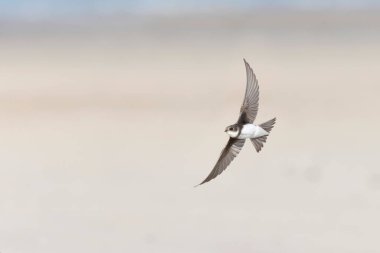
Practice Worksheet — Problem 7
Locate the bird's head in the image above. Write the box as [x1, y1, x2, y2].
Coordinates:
[225, 124, 240, 138]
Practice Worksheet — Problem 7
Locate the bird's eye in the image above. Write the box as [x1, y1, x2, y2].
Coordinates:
[229, 127, 233, 131]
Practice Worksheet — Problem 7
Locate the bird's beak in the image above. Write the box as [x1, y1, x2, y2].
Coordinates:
[224, 129, 227, 132]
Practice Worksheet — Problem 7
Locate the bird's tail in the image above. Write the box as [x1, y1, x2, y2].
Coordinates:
[250, 118, 276, 152]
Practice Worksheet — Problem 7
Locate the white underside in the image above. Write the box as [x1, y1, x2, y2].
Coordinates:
[237, 124, 268, 139]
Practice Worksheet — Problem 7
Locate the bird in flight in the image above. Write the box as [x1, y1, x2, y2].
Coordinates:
[198, 59, 276, 185]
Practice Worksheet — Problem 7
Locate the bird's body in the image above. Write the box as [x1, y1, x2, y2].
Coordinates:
[226, 123, 269, 139]
[198, 59, 276, 185]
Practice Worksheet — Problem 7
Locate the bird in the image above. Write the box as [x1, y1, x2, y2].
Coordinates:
[198, 59, 276, 185]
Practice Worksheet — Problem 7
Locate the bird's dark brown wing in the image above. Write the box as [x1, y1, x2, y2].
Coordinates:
[199, 138, 246, 185]
[238, 59, 260, 124]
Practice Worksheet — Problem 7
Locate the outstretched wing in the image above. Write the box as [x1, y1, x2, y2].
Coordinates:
[238, 59, 260, 124]
[199, 138, 245, 185]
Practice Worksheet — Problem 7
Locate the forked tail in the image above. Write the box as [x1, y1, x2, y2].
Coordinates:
[251, 118, 276, 152]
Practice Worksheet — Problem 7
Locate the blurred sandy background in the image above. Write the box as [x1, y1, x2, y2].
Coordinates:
[1, 1, 380, 253]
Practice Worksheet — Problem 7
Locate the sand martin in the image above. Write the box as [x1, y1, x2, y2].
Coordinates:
[199, 59, 276, 185]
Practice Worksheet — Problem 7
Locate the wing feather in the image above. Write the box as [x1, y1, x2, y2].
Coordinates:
[238, 59, 259, 124]
[199, 138, 245, 185]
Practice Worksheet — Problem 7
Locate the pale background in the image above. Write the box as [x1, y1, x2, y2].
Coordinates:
[1, 1, 380, 253]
